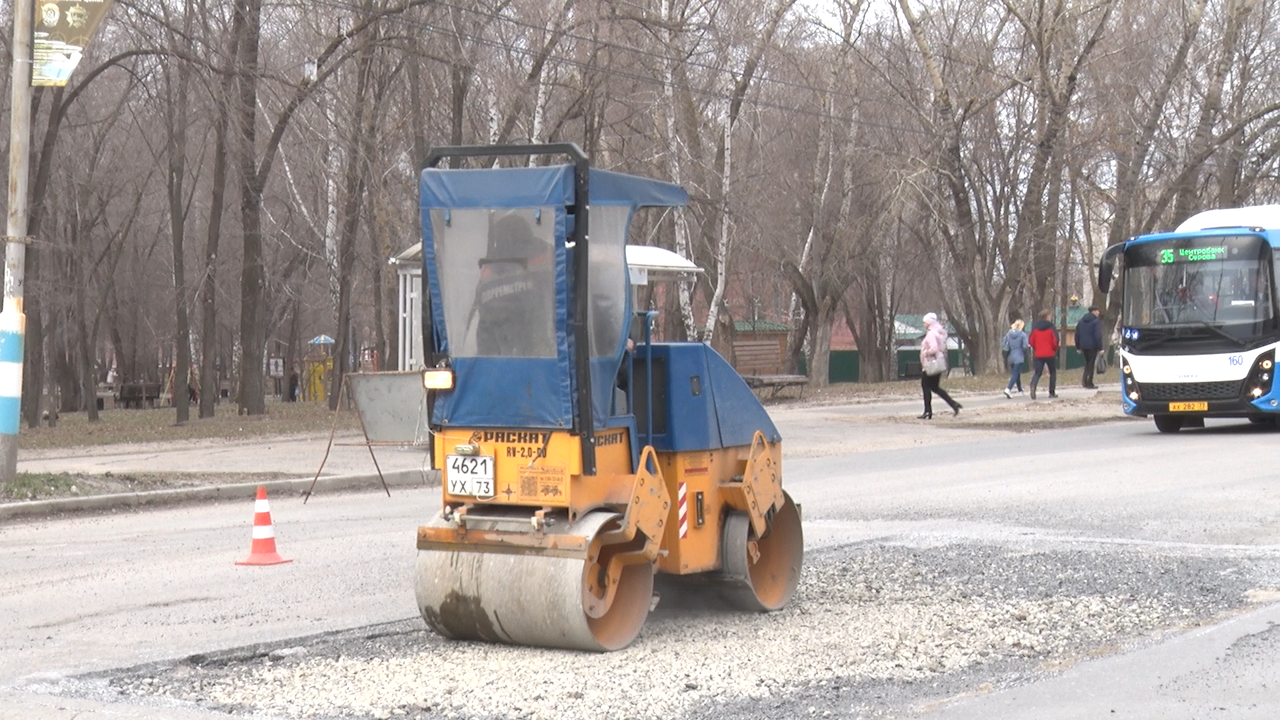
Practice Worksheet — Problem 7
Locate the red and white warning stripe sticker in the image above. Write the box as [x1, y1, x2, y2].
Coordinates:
[678, 481, 688, 539]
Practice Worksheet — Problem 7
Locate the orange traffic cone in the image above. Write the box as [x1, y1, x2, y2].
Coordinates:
[236, 486, 293, 566]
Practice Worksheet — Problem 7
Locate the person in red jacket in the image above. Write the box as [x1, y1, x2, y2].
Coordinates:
[1027, 309, 1059, 400]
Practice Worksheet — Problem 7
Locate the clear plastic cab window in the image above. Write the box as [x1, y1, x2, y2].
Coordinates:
[432, 208, 557, 358]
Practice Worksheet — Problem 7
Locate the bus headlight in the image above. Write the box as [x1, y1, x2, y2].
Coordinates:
[1245, 350, 1276, 401]
[1121, 359, 1140, 402]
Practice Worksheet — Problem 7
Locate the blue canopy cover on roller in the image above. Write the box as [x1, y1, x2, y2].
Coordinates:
[419, 164, 688, 431]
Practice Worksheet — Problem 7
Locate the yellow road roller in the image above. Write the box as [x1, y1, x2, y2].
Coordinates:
[414, 144, 803, 651]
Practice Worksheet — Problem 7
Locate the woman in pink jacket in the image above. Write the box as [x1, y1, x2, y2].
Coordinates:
[919, 312, 961, 419]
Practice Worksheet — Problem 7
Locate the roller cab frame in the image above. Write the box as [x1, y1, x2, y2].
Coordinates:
[413, 144, 803, 651]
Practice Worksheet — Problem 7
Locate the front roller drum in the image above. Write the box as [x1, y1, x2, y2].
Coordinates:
[719, 491, 804, 611]
[415, 511, 654, 651]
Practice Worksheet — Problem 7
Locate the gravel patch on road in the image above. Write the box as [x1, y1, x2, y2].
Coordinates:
[74, 541, 1278, 720]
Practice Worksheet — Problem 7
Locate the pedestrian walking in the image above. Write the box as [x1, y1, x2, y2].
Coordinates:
[1001, 319, 1030, 397]
[918, 312, 962, 419]
[1075, 306, 1103, 389]
[1028, 310, 1059, 400]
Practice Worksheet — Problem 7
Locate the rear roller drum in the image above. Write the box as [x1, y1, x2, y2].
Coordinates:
[719, 491, 804, 611]
[415, 511, 654, 651]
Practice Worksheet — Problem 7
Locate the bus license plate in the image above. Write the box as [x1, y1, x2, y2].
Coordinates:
[446, 454, 495, 497]
[1168, 402, 1208, 412]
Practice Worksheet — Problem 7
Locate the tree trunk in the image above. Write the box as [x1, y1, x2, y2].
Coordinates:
[807, 299, 835, 388]
[1171, 0, 1250, 220]
[23, 88, 62, 429]
[106, 283, 129, 386]
[328, 28, 376, 410]
[22, 265, 44, 430]
[1105, 0, 1208, 248]
[701, 0, 798, 343]
[660, 0, 699, 341]
[74, 255, 98, 421]
[200, 94, 230, 418]
[48, 311, 70, 417]
[234, 0, 266, 416]
[167, 5, 193, 424]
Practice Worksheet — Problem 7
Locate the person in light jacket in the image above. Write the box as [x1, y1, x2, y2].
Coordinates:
[918, 312, 961, 419]
[1001, 319, 1030, 397]
[1027, 310, 1060, 400]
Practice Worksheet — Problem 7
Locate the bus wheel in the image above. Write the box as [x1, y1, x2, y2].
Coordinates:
[1153, 415, 1183, 434]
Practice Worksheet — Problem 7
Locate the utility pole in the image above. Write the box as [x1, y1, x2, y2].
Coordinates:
[1, 0, 34, 486]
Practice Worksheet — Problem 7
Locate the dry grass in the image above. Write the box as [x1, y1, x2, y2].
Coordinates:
[18, 399, 361, 451]
[1, 470, 296, 501]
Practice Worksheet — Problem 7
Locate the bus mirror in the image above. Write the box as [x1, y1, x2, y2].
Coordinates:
[1098, 242, 1125, 294]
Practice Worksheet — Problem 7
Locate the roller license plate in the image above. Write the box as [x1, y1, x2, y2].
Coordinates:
[1168, 402, 1208, 412]
[445, 454, 495, 496]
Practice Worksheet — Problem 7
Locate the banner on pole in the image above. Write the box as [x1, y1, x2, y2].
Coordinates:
[32, 0, 116, 87]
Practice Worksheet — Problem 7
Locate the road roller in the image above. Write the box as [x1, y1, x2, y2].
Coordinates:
[413, 143, 803, 651]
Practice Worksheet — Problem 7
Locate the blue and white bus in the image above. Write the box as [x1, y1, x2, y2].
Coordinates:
[1098, 205, 1280, 433]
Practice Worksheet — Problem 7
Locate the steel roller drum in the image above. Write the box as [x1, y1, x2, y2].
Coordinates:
[415, 510, 654, 651]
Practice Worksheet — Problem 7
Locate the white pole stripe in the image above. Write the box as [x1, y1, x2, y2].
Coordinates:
[0, 361, 22, 398]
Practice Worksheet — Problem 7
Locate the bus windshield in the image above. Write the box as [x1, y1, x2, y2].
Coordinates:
[1122, 234, 1276, 337]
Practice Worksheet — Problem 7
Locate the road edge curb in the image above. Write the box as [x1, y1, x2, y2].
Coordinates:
[0, 468, 443, 521]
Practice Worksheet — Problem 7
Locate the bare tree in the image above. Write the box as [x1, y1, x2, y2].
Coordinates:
[230, 0, 433, 415]
[327, 2, 379, 409]
[702, 0, 799, 343]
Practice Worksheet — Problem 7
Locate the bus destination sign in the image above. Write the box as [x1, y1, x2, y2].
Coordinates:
[1159, 246, 1228, 264]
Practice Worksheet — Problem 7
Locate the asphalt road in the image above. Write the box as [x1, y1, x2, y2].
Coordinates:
[2, 395, 1279, 718]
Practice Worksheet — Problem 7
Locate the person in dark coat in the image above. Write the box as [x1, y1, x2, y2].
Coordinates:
[474, 212, 554, 358]
[1074, 306, 1103, 389]
[1028, 310, 1059, 400]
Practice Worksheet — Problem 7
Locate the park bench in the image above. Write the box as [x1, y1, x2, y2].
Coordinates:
[732, 339, 809, 398]
[117, 381, 162, 409]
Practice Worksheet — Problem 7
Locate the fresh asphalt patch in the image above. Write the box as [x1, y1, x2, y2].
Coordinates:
[34, 540, 1280, 720]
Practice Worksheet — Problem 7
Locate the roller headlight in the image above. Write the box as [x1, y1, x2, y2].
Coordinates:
[423, 368, 454, 390]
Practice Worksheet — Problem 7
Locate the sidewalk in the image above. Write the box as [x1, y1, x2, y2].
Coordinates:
[5, 431, 437, 521]
[5, 386, 1119, 521]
